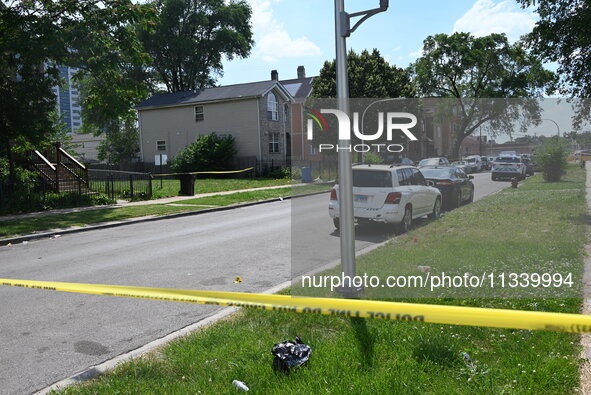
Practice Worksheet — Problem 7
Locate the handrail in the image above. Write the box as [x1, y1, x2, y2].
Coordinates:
[59, 147, 86, 169]
[33, 150, 56, 171]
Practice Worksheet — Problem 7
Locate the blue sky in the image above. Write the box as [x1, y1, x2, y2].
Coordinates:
[219, 0, 537, 85]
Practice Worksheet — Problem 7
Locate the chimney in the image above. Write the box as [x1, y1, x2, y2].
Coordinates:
[271, 69, 278, 81]
[297, 65, 306, 79]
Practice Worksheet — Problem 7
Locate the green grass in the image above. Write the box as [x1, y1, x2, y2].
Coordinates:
[150, 177, 293, 199]
[54, 165, 588, 394]
[0, 184, 330, 238]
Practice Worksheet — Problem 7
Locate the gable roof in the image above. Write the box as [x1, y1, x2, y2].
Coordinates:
[135, 80, 292, 110]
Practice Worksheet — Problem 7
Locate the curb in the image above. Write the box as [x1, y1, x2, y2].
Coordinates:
[0, 190, 329, 247]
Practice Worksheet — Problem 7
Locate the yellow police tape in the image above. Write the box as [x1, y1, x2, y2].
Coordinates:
[2, 278, 591, 333]
[152, 167, 254, 177]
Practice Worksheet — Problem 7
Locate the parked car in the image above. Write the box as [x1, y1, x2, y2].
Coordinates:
[481, 156, 491, 170]
[328, 164, 442, 233]
[464, 155, 482, 172]
[421, 167, 474, 209]
[522, 157, 535, 176]
[418, 157, 450, 168]
[491, 155, 526, 181]
[393, 157, 415, 166]
[499, 151, 518, 157]
[451, 160, 471, 173]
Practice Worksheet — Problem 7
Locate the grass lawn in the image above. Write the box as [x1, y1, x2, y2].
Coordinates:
[0, 184, 330, 238]
[150, 177, 293, 199]
[56, 166, 587, 394]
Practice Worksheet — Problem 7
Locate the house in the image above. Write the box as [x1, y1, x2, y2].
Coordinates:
[135, 72, 294, 170]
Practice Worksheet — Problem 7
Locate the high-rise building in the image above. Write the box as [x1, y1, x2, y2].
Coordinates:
[51, 65, 83, 134]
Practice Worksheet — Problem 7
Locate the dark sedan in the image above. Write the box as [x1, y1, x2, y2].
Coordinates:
[421, 167, 474, 209]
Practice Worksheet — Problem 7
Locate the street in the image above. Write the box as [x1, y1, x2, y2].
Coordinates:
[0, 171, 505, 394]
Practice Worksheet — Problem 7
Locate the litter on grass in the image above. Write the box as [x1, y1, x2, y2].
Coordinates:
[272, 336, 311, 372]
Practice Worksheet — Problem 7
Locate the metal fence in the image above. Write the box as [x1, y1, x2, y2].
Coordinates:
[88, 169, 152, 200]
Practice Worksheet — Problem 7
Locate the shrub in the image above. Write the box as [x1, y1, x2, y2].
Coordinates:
[267, 166, 291, 179]
[534, 139, 567, 182]
[363, 152, 384, 164]
[171, 132, 237, 173]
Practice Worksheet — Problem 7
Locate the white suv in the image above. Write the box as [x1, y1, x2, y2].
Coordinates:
[491, 155, 526, 181]
[328, 165, 442, 233]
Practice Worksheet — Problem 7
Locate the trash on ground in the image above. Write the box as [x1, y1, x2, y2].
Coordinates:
[232, 380, 249, 391]
[272, 336, 312, 371]
[417, 265, 431, 272]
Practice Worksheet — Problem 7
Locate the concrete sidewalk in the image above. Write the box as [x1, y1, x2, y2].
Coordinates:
[0, 183, 301, 222]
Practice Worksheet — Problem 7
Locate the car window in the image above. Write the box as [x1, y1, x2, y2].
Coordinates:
[411, 169, 426, 186]
[396, 169, 410, 186]
[456, 169, 467, 179]
[440, 158, 449, 165]
[420, 168, 451, 179]
[352, 170, 392, 187]
[495, 156, 521, 163]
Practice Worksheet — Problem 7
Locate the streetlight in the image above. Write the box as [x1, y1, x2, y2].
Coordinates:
[333, 0, 388, 297]
[539, 118, 560, 137]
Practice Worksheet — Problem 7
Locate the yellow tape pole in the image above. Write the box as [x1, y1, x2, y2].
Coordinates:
[2, 278, 591, 333]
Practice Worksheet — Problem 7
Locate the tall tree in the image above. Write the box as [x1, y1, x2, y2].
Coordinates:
[411, 32, 554, 158]
[312, 49, 415, 98]
[139, 0, 254, 92]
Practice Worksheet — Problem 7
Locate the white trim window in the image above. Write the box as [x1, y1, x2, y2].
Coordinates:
[269, 133, 280, 153]
[267, 92, 278, 121]
[194, 106, 204, 122]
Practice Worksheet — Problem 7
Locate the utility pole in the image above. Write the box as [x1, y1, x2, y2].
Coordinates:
[333, 0, 388, 297]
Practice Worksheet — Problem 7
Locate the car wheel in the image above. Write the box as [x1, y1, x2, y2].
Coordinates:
[396, 205, 412, 234]
[491, 175, 497, 181]
[455, 190, 462, 208]
[468, 188, 474, 203]
[428, 198, 441, 219]
[333, 217, 340, 230]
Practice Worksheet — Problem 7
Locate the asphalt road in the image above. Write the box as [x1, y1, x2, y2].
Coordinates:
[0, 171, 506, 394]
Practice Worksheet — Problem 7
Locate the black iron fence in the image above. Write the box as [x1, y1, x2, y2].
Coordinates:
[88, 169, 152, 200]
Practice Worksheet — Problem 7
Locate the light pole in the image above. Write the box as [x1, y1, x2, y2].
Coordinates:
[334, 0, 388, 297]
[540, 118, 560, 137]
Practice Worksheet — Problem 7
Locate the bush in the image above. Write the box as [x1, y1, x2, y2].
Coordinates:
[171, 132, 237, 173]
[267, 166, 291, 179]
[534, 139, 567, 182]
[363, 152, 384, 164]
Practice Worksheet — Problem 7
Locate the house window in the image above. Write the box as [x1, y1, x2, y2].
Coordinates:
[269, 133, 280, 153]
[267, 92, 278, 120]
[156, 140, 166, 151]
[309, 144, 318, 155]
[194, 106, 204, 122]
[284, 103, 290, 124]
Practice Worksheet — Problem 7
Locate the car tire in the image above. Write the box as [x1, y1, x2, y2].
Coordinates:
[468, 188, 474, 203]
[396, 205, 412, 234]
[492, 175, 497, 181]
[428, 198, 441, 219]
[333, 218, 340, 230]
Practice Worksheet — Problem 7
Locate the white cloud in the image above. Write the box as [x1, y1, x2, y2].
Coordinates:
[408, 47, 423, 60]
[249, 0, 321, 62]
[453, 0, 536, 42]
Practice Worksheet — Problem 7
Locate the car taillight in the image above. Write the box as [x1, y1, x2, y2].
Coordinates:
[330, 189, 337, 201]
[384, 192, 402, 204]
[436, 180, 453, 186]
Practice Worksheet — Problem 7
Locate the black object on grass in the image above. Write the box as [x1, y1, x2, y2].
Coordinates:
[271, 336, 311, 372]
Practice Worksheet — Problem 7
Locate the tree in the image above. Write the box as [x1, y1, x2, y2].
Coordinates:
[312, 49, 415, 98]
[97, 119, 140, 167]
[517, 0, 591, 97]
[411, 32, 555, 158]
[139, 0, 254, 92]
[0, 0, 150, 186]
[534, 138, 567, 182]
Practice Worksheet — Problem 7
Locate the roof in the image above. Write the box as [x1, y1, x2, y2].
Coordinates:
[135, 80, 292, 110]
[280, 76, 315, 99]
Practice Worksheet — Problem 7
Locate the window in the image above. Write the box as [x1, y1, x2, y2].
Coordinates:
[397, 169, 412, 186]
[269, 133, 280, 153]
[267, 92, 278, 120]
[353, 170, 392, 188]
[309, 144, 318, 155]
[284, 103, 290, 124]
[411, 169, 426, 186]
[194, 106, 204, 122]
[157, 140, 166, 151]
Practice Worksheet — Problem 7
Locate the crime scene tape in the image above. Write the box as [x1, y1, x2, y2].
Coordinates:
[2, 278, 591, 333]
[152, 167, 254, 177]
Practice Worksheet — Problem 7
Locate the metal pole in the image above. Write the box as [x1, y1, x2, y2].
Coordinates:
[334, 0, 358, 295]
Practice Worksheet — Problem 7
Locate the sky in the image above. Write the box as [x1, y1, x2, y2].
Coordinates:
[218, 0, 538, 85]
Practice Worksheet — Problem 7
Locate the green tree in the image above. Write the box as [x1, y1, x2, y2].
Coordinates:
[139, 0, 254, 92]
[534, 138, 567, 182]
[171, 133, 237, 173]
[411, 32, 554, 158]
[312, 49, 415, 98]
[97, 119, 140, 167]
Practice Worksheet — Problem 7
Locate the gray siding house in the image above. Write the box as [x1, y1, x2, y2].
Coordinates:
[135, 78, 293, 168]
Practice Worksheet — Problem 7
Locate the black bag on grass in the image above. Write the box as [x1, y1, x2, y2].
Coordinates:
[271, 336, 311, 372]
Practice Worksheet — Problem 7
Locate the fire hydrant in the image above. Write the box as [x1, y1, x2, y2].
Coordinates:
[511, 177, 518, 188]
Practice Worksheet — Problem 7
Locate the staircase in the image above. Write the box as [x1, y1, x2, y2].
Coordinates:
[28, 143, 89, 193]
